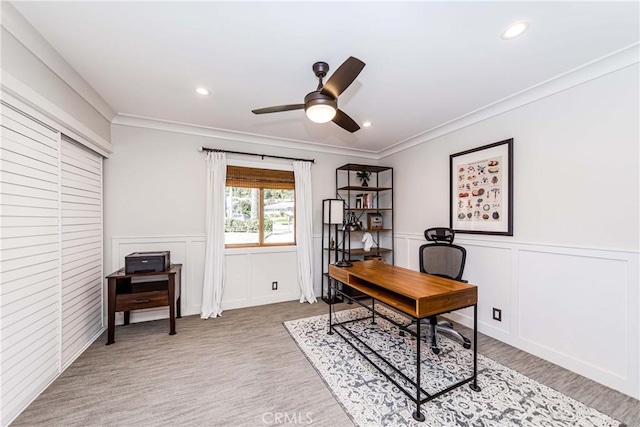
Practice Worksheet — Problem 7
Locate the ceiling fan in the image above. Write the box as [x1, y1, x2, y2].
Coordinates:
[251, 56, 365, 133]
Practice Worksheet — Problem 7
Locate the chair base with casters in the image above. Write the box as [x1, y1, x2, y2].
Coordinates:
[406, 317, 471, 354]
[406, 227, 472, 354]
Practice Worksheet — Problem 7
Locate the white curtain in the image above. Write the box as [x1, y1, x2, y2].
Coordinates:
[293, 161, 316, 303]
[201, 152, 227, 319]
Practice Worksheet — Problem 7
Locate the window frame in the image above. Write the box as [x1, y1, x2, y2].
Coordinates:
[224, 165, 296, 249]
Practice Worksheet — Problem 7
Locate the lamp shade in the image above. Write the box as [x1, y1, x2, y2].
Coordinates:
[323, 199, 344, 224]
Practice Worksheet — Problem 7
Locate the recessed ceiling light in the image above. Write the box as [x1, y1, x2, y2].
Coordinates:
[501, 21, 529, 40]
[362, 121, 372, 128]
[195, 87, 210, 96]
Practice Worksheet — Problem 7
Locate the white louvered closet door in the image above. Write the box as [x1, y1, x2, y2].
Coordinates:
[60, 137, 103, 367]
[0, 105, 61, 425]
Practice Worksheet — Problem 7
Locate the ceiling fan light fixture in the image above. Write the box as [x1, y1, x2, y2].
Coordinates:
[306, 104, 336, 123]
[304, 94, 337, 123]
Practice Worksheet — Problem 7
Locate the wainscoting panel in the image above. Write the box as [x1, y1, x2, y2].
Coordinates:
[393, 232, 639, 399]
[459, 243, 512, 338]
[249, 250, 299, 304]
[518, 249, 634, 395]
[223, 253, 252, 309]
[188, 239, 206, 314]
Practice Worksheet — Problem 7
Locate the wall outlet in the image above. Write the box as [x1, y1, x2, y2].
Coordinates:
[492, 308, 502, 322]
[272, 281, 278, 290]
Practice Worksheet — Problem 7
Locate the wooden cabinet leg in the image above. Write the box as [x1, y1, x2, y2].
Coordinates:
[177, 296, 182, 319]
[168, 275, 176, 335]
[124, 311, 130, 325]
[107, 278, 116, 345]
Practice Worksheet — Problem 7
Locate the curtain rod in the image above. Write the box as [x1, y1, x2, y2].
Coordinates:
[199, 147, 315, 163]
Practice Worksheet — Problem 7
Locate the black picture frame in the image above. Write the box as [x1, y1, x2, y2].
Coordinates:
[450, 138, 513, 236]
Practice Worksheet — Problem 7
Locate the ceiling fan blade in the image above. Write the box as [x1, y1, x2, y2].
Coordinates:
[252, 104, 305, 114]
[321, 56, 365, 99]
[332, 109, 360, 133]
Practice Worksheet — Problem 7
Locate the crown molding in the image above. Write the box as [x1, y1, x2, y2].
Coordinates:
[377, 42, 640, 159]
[2, 71, 112, 156]
[1, 1, 116, 122]
[112, 114, 379, 160]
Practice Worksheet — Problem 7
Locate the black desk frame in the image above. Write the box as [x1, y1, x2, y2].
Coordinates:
[328, 284, 480, 422]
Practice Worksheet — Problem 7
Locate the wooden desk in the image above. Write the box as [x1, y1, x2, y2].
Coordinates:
[329, 261, 480, 422]
[106, 264, 182, 345]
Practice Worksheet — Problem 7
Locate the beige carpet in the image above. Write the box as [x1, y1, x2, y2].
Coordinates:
[12, 300, 640, 426]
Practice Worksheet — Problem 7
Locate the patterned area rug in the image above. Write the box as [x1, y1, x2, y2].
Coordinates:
[284, 307, 623, 427]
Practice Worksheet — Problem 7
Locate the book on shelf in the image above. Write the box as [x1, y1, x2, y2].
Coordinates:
[355, 193, 375, 209]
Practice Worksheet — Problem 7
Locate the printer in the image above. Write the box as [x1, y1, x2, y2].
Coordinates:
[125, 251, 171, 274]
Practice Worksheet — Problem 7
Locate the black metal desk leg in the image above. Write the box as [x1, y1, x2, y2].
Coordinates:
[470, 304, 481, 392]
[328, 285, 334, 335]
[412, 317, 425, 422]
[371, 299, 376, 324]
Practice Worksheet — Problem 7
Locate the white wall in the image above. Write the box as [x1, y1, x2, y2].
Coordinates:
[104, 124, 373, 321]
[0, 29, 108, 144]
[1, 1, 113, 148]
[384, 64, 639, 398]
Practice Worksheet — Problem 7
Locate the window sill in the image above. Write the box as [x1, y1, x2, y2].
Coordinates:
[225, 245, 297, 255]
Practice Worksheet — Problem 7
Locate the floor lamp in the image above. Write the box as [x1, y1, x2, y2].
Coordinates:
[324, 199, 346, 303]
[324, 199, 345, 263]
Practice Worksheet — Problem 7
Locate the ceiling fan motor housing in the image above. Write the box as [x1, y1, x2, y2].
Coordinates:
[304, 91, 337, 110]
[312, 61, 330, 78]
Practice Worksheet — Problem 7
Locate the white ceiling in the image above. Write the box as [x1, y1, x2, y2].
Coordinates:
[11, 1, 640, 153]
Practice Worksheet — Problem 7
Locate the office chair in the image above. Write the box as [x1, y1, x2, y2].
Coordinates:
[410, 227, 471, 354]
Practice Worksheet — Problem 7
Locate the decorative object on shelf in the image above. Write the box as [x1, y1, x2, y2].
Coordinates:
[348, 211, 361, 230]
[335, 218, 353, 267]
[367, 212, 383, 230]
[450, 138, 513, 236]
[362, 232, 374, 252]
[356, 170, 371, 186]
[336, 212, 361, 267]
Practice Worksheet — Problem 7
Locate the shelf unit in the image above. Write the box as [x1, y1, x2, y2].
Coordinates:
[321, 164, 393, 304]
[336, 164, 394, 266]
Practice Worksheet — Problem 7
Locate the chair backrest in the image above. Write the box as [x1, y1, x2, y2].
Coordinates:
[419, 228, 466, 281]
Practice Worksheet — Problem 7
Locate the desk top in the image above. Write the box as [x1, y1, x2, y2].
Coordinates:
[106, 264, 182, 279]
[329, 261, 477, 318]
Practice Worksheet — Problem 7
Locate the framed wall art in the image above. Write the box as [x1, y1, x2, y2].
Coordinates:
[450, 138, 513, 236]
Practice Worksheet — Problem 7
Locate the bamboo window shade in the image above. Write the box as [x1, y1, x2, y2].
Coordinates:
[226, 166, 295, 190]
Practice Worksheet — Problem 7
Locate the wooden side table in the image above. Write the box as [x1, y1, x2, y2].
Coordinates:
[106, 264, 182, 345]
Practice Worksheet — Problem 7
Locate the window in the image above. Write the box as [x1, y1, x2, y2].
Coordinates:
[225, 166, 295, 247]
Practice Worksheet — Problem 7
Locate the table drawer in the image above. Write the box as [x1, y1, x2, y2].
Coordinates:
[116, 290, 169, 311]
